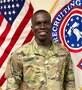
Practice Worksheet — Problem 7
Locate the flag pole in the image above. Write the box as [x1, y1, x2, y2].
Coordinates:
[49, 0, 59, 14]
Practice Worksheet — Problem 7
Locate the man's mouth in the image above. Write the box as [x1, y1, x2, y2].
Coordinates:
[38, 31, 48, 35]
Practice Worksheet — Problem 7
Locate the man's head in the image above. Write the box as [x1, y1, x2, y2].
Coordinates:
[31, 10, 52, 44]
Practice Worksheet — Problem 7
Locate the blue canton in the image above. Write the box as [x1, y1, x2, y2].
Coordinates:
[0, 0, 25, 25]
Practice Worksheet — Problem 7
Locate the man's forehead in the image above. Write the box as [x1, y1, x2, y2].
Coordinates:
[33, 12, 51, 21]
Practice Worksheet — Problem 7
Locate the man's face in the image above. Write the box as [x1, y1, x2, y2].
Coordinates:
[31, 12, 52, 41]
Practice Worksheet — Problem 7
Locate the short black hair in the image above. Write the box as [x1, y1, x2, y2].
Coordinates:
[33, 10, 50, 15]
[31, 9, 51, 24]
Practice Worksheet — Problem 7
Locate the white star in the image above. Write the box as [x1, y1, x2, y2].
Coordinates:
[4, 11, 7, 15]
[77, 44, 80, 47]
[12, 0, 14, 2]
[7, 0, 10, 2]
[71, 44, 74, 47]
[76, 17, 79, 20]
[67, 40, 69, 43]
[16, 3, 20, 8]
[71, 18, 73, 22]
[67, 23, 69, 26]
[8, 11, 12, 15]
[12, 4, 15, 8]
[4, 5, 7, 9]
[8, 5, 11, 9]
[12, 10, 16, 14]
[3, 0, 6, 3]
[9, 17, 12, 21]
[0, 1, 2, 3]
[66, 29, 68, 32]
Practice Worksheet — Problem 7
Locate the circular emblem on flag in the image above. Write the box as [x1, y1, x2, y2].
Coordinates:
[52, 7, 82, 52]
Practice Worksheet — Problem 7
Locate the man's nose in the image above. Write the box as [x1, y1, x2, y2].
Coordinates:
[40, 23, 45, 28]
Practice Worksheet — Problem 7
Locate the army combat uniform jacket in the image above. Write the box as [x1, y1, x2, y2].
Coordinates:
[5, 40, 76, 90]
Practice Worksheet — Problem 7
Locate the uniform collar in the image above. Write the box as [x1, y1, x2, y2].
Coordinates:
[32, 40, 55, 56]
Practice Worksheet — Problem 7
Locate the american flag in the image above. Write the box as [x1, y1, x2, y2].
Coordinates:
[0, 0, 34, 89]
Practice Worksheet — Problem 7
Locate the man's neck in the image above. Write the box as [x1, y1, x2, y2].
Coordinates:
[35, 38, 52, 47]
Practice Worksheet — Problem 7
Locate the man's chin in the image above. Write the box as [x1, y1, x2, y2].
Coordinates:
[39, 38, 46, 42]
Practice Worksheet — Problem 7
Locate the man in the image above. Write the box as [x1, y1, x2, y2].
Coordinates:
[5, 10, 76, 90]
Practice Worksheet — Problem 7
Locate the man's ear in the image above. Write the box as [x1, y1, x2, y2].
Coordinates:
[31, 26, 32, 29]
[31, 26, 33, 32]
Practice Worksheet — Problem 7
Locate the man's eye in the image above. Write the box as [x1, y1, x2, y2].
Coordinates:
[35, 22, 41, 25]
[44, 21, 50, 25]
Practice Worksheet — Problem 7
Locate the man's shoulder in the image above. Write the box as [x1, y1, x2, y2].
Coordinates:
[13, 40, 34, 54]
[53, 41, 65, 49]
[52, 41, 69, 55]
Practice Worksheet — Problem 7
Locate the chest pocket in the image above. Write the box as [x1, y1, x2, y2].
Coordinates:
[47, 54, 66, 81]
[23, 54, 45, 81]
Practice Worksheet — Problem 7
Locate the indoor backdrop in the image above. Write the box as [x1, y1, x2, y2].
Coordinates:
[0, 0, 82, 90]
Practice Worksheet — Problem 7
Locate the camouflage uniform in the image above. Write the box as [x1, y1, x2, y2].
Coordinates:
[5, 40, 75, 90]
